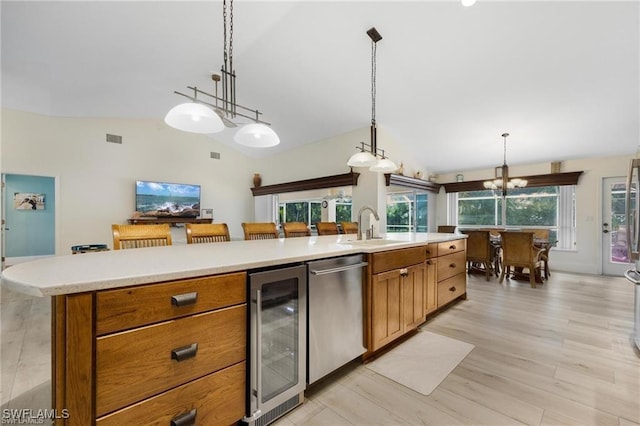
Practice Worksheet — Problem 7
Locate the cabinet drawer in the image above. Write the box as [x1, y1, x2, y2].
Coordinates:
[424, 243, 438, 259]
[437, 250, 466, 282]
[96, 361, 245, 426]
[96, 304, 246, 416]
[371, 247, 426, 274]
[437, 273, 466, 307]
[437, 239, 465, 256]
[96, 272, 246, 335]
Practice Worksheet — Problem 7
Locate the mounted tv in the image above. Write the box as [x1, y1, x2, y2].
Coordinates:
[135, 180, 201, 218]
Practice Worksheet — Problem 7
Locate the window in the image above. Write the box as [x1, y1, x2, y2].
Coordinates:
[278, 198, 351, 230]
[386, 191, 428, 233]
[335, 202, 352, 223]
[278, 201, 321, 225]
[452, 185, 576, 249]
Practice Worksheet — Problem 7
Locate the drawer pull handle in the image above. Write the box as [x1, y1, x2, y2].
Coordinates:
[449, 245, 456, 250]
[449, 263, 456, 268]
[449, 286, 456, 292]
[171, 408, 197, 426]
[426, 260, 433, 265]
[171, 343, 198, 362]
[171, 292, 198, 307]
[426, 250, 431, 255]
[400, 268, 408, 277]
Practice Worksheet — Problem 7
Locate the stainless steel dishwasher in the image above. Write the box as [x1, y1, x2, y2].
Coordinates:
[307, 254, 368, 384]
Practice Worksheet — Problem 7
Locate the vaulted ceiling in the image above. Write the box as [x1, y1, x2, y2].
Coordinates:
[2, 1, 638, 173]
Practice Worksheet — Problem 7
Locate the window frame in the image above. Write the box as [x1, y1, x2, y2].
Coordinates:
[449, 185, 576, 250]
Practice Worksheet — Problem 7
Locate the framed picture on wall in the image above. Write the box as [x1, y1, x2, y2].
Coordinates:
[14, 193, 45, 210]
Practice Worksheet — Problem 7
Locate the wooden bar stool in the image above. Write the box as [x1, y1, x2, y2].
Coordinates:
[242, 222, 279, 240]
[112, 224, 172, 250]
[315, 222, 339, 236]
[282, 222, 311, 238]
[340, 222, 358, 234]
[185, 223, 230, 243]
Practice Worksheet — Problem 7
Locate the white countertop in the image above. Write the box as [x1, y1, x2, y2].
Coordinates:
[0, 233, 465, 297]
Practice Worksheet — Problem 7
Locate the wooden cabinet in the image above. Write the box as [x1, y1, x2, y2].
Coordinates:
[53, 272, 247, 426]
[127, 217, 213, 225]
[436, 238, 467, 308]
[369, 248, 427, 352]
[425, 244, 438, 314]
[366, 239, 467, 357]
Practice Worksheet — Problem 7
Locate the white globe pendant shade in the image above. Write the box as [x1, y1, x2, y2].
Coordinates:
[164, 103, 224, 134]
[369, 157, 398, 173]
[234, 123, 280, 148]
[461, 0, 477, 6]
[347, 151, 377, 167]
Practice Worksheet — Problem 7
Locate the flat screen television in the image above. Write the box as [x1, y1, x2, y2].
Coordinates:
[135, 180, 201, 218]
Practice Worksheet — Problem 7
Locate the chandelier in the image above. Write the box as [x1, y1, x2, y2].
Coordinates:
[347, 27, 398, 173]
[483, 133, 527, 196]
[164, 0, 280, 148]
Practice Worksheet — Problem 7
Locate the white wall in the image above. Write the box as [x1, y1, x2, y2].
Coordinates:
[1, 109, 257, 251]
[256, 125, 421, 233]
[3, 107, 630, 275]
[436, 155, 635, 275]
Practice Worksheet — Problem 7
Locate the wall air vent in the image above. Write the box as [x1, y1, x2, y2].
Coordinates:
[210, 152, 221, 160]
[106, 134, 122, 144]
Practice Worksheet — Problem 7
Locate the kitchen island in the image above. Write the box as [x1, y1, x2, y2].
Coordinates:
[1, 233, 467, 425]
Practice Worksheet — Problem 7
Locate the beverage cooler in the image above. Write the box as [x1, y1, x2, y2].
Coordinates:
[243, 264, 307, 426]
[624, 158, 640, 351]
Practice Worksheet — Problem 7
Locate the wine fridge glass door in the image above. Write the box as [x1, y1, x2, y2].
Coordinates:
[246, 264, 307, 425]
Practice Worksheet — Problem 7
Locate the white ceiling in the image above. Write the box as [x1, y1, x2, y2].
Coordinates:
[2, 1, 639, 174]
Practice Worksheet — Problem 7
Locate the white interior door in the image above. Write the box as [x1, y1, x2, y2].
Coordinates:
[602, 176, 634, 276]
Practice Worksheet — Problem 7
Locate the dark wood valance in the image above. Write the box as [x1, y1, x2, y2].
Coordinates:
[442, 171, 583, 193]
[384, 173, 441, 193]
[250, 171, 360, 196]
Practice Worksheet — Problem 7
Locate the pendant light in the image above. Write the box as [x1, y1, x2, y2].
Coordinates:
[483, 133, 527, 196]
[166, 0, 279, 147]
[164, 89, 224, 134]
[347, 142, 377, 167]
[347, 27, 398, 173]
[235, 123, 280, 148]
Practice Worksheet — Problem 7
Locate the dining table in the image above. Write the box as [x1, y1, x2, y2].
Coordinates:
[488, 233, 553, 282]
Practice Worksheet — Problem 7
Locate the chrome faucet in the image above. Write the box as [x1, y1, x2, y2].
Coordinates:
[357, 205, 380, 240]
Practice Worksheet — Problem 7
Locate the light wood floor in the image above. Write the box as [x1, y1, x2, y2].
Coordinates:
[1, 271, 639, 425]
[277, 272, 640, 426]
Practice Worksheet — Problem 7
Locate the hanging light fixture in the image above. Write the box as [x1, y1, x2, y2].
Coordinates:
[483, 133, 527, 196]
[164, 88, 225, 134]
[461, 0, 477, 7]
[347, 27, 398, 173]
[165, 0, 279, 147]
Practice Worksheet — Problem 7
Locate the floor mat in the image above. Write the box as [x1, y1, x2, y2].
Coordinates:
[365, 330, 474, 396]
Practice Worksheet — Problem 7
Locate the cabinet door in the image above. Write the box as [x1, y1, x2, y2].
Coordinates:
[425, 259, 437, 314]
[403, 263, 426, 331]
[371, 269, 403, 351]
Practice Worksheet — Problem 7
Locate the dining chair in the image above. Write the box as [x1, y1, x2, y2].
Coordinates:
[529, 229, 552, 279]
[282, 222, 311, 238]
[185, 223, 230, 243]
[499, 231, 544, 288]
[112, 224, 172, 250]
[340, 222, 358, 235]
[315, 222, 340, 236]
[462, 230, 497, 281]
[242, 222, 279, 240]
[481, 227, 505, 237]
[437, 225, 457, 233]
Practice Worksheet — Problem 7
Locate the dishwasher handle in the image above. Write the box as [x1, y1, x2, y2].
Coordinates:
[309, 261, 369, 276]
